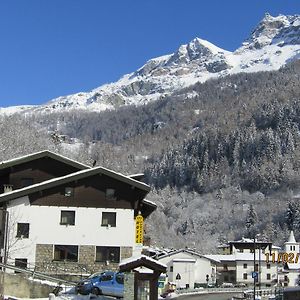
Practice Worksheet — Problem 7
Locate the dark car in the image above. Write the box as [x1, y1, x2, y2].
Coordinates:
[75, 272, 104, 295]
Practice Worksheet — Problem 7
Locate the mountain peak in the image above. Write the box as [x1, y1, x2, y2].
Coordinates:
[241, 13, 300, 50]
[2, 13, 300, 116]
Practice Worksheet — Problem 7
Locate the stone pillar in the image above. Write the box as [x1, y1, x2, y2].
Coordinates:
[79, 245, 95, 271]
[123, 272, 134, 300]
[121, 247, 133, 260]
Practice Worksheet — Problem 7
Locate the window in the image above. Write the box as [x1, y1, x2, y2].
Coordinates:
[267, 263, 271, 269]
[60, 211, 75, 225]
[54, 245, 78, 261]
[101, 212, 116, 227]
[290, 246, 293, 251]
[21, 178, 33, 188]
[243, 273, 247, 280]
[64, 187, 74, 197]
[243, 263, 247, 269]
[101, 273, 114, 281]
[267, 273, 271, 280]
[170, 266, 173, 272]
[15, 258, 27, 273]
[255, 264, 259, 272]
[95, 246, 120, 263]
[224, 276, 229, 282]
[106, 188, 116, 200]
[223, 264, 228, 271]
[16, 223, 29, 238]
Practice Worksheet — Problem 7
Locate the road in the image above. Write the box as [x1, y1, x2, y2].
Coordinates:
[178, 292, 243, 300]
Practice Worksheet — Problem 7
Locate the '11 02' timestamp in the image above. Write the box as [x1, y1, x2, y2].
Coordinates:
[265, 252, 299, 264]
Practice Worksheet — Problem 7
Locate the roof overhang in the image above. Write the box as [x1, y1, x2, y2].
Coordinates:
[0, 150, 90, 171]
[0, 166, 150, 204]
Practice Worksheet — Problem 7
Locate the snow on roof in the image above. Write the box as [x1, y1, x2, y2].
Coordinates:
[173, 258, 196, 263]
[142, 199, 157, 207]
[0, 150, 90, 170]
[134, 267, 154, 274]
[119, 255, 167, 269]
[272, 245, 281, 249]
[156, 248, 219, 264]
[206, 253, 268, 262]
[0, 166, 150, 203]
[285, 231, 297, 244]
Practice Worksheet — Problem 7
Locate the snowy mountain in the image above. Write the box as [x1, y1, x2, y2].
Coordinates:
[1, 13, 300, 115]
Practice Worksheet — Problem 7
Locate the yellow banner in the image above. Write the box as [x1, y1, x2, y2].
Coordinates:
[135, 214, 144, 244]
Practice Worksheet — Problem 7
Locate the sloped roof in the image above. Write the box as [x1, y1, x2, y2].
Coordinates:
[0, 166, 150, 203]
[119, 255, 167, 273]
[285, 230, 297, 244]
[206, 253, 269, 262]
[0, 150, 90, 171]
[157, 248, 219, 264]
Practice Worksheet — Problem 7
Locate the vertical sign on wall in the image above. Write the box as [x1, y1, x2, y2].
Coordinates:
[135, 214, 144, 245]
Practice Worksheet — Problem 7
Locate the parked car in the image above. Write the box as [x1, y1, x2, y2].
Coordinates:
[75, 271, 104, 295]
[221, 282, 234, 288]
[91, 271, 124, 298]
[234, 282, 247, 287]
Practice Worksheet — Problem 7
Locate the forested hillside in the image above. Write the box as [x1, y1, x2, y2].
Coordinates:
[1, 61, 300, 252]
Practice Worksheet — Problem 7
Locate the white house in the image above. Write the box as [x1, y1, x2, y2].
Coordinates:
[0, 151, 156, 275]
[207, 237, 278, 287]
[157, 249, 218, 289]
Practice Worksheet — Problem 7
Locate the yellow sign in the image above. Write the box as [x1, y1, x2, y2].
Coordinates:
[135, 214, 144, 244]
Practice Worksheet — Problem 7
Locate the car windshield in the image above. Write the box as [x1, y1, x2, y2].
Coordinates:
[88, 272, 103, 279]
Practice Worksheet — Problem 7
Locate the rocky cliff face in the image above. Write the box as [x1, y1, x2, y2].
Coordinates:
[1, 13, 300, 115]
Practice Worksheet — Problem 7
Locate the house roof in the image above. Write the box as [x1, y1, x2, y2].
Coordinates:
[285, 230, 298, 244]
[0, 150, 90, 171]
[119, 255, 167, 273]
[206, 253, 268, 262]
[0, 166, 151, 203]
[157, 248, 219, 264]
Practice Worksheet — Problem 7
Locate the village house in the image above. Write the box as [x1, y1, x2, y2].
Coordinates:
[156, 249, 218, 289]
[0, 150, 156, 276]
[207, 238, 278, 287]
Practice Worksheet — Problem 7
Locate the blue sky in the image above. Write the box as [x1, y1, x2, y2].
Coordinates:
[0, 0, 299, 107]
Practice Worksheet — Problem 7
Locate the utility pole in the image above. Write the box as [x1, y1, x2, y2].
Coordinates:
[0, 209, 9, 300]
[253, 236, 256, 300]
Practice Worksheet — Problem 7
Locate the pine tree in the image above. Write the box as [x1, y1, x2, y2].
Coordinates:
[245, 204, 258, 237]
[285, 201, 299, 231]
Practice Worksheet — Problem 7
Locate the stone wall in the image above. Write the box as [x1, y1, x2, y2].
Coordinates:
[35, 244, 133, 276]
[0, 271, 56, 298]
[121, 247, 133, 260]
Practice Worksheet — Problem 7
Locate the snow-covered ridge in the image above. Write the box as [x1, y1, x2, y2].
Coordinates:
[1, 13, 300, 116]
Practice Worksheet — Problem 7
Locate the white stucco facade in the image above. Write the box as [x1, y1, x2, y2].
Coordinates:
[5, 196, 135, 267]
[236, 258, 277, 285]
[158, 251, 217, 288]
